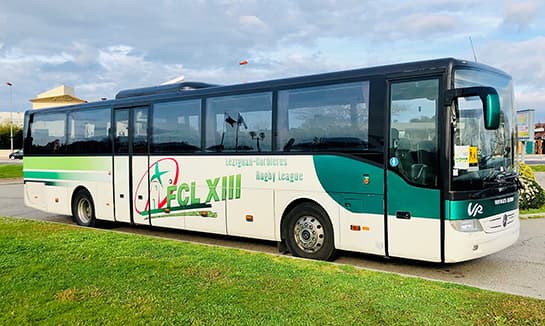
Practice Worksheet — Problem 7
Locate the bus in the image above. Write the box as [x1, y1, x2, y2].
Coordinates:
[23, 58, 520, 263]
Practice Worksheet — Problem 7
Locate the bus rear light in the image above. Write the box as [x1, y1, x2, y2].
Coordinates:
[362, 226, 370, 231]
[245, 215, 254, 222]
[350, 225, 361, 231]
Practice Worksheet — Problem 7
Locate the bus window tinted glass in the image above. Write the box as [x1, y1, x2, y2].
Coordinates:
[133, 107, 148, 154]
[277, 82, 369, 152]
[206, 93, 272, 152]
[67, 108, 111, 154]
[152, 100, 201, 153]
[114, 110, 129, 154]
[28, 112, 66, 154]
[390, 79, 439, 187]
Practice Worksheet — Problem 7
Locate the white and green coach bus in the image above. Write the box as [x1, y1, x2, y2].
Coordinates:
[23, 58, 520, 263]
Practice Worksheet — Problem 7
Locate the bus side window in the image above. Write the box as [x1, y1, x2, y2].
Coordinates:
[277, 81, 370, 153]
[28, 112, 66, 154]
[152, 100, 201, 154]
[205, 93, 272, 152]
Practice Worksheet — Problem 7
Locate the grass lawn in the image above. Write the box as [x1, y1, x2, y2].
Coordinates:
[0, 164, 22, 179]
[1, 217, 544, 324]
[520, 205, 545, 217]
[530, 164, 545, 172]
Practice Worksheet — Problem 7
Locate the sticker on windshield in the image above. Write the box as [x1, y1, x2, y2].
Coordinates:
[468, 146, 479, 171]
[454, 145, 469, 170]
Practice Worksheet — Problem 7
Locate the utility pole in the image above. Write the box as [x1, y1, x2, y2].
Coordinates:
[6, 82, 13, 152]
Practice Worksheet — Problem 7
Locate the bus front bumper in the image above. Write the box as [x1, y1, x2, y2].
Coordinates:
[444, 212, 520, 263]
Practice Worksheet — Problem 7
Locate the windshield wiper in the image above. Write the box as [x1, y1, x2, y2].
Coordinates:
[471, 170, 519, 199]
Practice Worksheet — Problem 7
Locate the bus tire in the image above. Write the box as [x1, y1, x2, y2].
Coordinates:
[284, 202, 336, 261]
[72, 189, 96, 227]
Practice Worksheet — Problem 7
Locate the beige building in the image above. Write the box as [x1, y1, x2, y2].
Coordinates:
[29, 85, 86, 109]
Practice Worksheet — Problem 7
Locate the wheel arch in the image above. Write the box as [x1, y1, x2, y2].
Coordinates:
[71, 185, 91, 204]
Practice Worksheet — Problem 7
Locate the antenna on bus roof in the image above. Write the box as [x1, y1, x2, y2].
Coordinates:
[468, 36, 478, 62]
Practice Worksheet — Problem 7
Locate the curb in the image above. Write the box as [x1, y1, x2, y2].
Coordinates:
[0, 178, 23, 185]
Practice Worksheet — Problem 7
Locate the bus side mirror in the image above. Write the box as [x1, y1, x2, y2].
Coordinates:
[445, 86, 500, 130]
[484, 93, 500, 130]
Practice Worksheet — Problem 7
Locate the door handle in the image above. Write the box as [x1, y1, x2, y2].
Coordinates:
[396, 211, 411, 219]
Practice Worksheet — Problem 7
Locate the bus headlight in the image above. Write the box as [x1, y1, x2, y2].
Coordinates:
[450, 219, 483, 232]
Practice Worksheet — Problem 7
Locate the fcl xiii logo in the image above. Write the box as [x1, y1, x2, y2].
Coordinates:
[134, 158, 242, 217]
[134, 158, 180, 216]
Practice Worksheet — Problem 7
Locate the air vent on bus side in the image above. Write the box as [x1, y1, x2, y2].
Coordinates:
[115, 82, 218, 99]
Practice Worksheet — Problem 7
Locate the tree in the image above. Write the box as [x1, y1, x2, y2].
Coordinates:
[0, 122, 23, 149]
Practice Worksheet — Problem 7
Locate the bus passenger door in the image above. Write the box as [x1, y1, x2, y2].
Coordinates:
[386, 78, 441, 262]
[113, 106, 150, 225]
[113, 109, 131, 223]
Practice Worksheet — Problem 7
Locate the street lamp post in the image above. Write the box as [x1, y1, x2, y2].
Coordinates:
[6, 82, 13, 152]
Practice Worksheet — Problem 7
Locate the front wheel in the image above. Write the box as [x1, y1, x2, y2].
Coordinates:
[284, 203, 336, 261]
[72, 189, 96, 227]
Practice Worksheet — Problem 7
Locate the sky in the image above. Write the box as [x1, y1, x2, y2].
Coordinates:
[1, 0, 545, 120]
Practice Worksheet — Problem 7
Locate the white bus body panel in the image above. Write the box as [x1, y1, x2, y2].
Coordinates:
[228, 188, 275, 240]
[387, 216, 441, 262]
[132, 156, 150, 226]
[339, 210, 385, 256]
[114, 156, 131, 223]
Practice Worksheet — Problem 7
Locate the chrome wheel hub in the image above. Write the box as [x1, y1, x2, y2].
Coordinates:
[77, 198, 92, 224]
[294, 216, 324, 253]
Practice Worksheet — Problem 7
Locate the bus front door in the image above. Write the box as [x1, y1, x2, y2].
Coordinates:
[386, 78, 442, 262]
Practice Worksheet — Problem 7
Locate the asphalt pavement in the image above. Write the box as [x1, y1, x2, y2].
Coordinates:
[0, 179, 544, 299]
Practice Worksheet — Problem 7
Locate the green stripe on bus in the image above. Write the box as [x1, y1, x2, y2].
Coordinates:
[24, 170, 111, 182]
[24, 156, 111, 171]
[386, 171, 440, 219]
[446, 193, 518, 220]
[313, 155, 384, 214]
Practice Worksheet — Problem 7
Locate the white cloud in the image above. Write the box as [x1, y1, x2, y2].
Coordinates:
[0, 0, 544, 118]
[398, 13, 458, 36]
[239, 15, 268, 31]
[502, 0, 542, 31]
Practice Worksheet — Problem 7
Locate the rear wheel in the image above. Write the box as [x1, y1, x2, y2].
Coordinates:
[72, 189, 96, 227]
[284, 203, 336, 261]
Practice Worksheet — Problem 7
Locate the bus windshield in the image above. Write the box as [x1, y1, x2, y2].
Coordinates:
[451, 69, 516, 192]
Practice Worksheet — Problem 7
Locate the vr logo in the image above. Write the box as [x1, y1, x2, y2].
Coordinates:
[467, 202, 484, 217]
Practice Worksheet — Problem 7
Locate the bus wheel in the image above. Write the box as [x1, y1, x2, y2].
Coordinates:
[284, 203, 335, 261]
[72, 189, 96, 227]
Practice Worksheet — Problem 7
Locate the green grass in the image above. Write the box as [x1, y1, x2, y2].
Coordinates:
[520, 205, 545, 215]
[520, 205, 545, 218]
[530, 164, 545, 172]
[1, 217, 544, 324]
[0, 164, 22, 179]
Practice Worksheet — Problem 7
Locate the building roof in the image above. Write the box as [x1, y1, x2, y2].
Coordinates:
[29, 85, 86, 109]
